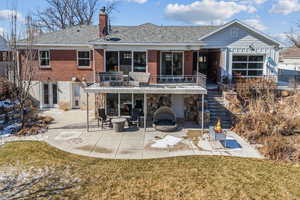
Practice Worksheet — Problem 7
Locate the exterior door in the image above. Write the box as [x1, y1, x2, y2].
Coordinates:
[72, 84, 81, 108]
[161, 52, 183, 76]
[42, 83, 58, 108]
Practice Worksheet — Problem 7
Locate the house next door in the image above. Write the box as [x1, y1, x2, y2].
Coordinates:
[161, 52, 183, 76]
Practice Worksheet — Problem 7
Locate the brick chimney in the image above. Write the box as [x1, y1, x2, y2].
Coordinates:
[99, 7, 108, 38]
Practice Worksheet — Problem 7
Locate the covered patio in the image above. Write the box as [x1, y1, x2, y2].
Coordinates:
[84, 83, 207, 132]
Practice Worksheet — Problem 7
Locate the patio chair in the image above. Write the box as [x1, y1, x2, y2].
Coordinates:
[97, 108, 112, 128]
[153, 106, 178, 132]
[128, 72, 150, 86]
[127, 107, 141, 127]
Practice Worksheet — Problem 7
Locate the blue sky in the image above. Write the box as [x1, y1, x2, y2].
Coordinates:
[0, 0, 299, 44]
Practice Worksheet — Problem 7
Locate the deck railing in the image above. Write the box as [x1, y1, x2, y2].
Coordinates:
[150, 73, 207, 88]
[96, 72, 207, 88]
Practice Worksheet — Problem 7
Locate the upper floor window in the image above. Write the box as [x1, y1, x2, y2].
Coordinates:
[106, 51, 146, 74]
[39, 50, 50, 67]
[232, 55, 264, 77]
[133, 52, 146, 72]
[78, 51, 90, 67]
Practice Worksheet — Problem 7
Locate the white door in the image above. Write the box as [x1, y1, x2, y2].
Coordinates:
[42, 83, 58, 108]
[171, 95, 184, 119]
[72, 84, 81, 108]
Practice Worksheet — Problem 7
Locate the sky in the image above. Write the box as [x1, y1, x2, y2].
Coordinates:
[0, 0, 299, 44]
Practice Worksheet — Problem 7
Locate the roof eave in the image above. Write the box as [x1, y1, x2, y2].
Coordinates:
[198, 19, 284, 47]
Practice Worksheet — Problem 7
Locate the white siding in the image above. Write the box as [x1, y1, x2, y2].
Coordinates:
[202, 24, 279, 76]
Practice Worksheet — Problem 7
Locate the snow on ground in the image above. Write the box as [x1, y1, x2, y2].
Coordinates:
[151, 135, 182, 148]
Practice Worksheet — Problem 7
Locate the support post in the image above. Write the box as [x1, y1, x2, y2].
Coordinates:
[202, 94, 204, 133]
[144, 93, 147, 132]
[87, 92, 89, 132]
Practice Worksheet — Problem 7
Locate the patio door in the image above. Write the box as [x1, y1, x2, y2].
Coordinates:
[72, 84, 81, 108]
[42, 83, 58, 108]
[161, 52, 183, 76]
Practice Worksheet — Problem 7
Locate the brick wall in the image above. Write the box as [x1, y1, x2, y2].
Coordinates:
[19, 49, 95, 82]
[148, 50, 160, 83]
[184, 51, 193, 76]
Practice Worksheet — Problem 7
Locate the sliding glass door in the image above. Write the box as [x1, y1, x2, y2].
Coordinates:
[106, 93, 144, 117]
[161, 52, 183, 76]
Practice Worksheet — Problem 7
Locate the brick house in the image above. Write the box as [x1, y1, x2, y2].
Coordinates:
[16, 8, 282, 128]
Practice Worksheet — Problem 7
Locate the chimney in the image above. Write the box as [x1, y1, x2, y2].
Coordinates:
[99, 7, 108, 38]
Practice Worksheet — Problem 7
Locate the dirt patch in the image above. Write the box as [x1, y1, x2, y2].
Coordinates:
[77, 145, 113, 154]
[168, 142, 190, 151]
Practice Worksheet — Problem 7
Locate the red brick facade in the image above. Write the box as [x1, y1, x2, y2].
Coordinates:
[19, 49, 195, 83]
[148, 50, 160, 83]
[19, 49, 94, 82]
[184, 51, 193, 76]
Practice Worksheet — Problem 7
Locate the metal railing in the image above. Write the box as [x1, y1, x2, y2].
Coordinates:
[150, 73, 207, 88]
[96, 72, 207, 88]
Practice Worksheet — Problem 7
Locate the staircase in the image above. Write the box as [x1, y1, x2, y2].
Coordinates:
[207, 90, 232, 129]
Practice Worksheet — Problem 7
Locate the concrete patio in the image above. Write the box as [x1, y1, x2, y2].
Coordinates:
[1, 109, 263, 159]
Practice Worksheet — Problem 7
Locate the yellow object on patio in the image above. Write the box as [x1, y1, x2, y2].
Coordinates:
[214, 119, 222, 133]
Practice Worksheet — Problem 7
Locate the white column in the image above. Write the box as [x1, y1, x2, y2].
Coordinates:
[202, 94, 204, 133]
[87, 92, 89, 132]
[118, 93, 120, 117]
[144, 93, 147, 132]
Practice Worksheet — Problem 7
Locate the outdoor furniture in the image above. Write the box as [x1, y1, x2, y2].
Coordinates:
[127, 108, 141, 127]
[97, 109, 112, 128]
[112, 118, 126, 132]
[153, 106, 177, 132]
[98, 72, 124, 86]
[128, 72, 150, 86]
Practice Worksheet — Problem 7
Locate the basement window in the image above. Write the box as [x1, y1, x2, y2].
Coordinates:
[78, 51, 90, 67]
[39, 50, 50, 67]
[232, 55, 264, 77]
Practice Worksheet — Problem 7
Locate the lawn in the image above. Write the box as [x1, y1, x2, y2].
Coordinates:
[1, 141, 300, 200]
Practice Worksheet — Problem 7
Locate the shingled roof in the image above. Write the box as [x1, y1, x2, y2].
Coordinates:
[280, 47, 300, 59]
[18, 23, 219, 45]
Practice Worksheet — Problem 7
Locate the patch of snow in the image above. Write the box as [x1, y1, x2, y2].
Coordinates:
[151, 135, 182, 148]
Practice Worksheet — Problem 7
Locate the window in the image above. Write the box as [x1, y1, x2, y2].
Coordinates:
[106, 93, 144, 117]
[120, 51, 132, 75]
[161, 52, 183, 76]
[232, 55, 264, 77]
[105, 51, 147, 74]
[39, 51, 50, 67]
[78, 51, 90, 67]
[134, 52, 146, 72]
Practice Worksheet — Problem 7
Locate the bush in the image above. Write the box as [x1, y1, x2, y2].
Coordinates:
[232, 90, 300, 163]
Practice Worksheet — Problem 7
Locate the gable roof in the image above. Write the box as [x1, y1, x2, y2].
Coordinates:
[198, 19, 283, 47]
[17, 23, 219, 46]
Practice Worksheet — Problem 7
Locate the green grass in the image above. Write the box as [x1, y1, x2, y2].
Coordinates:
[1, 141, 300, 200]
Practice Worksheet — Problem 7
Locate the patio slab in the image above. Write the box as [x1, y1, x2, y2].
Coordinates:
[2, 109, 263, 160]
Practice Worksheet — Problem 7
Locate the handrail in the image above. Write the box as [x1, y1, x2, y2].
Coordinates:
[95, 72, 207, 88]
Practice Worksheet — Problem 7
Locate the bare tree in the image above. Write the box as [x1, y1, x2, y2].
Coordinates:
[34, 0, 117, 32]
[287, 28, 300, 47]
[8, 12, 38, 128]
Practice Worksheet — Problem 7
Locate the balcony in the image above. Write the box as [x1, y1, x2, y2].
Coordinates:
[96, 72, 207, 88]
